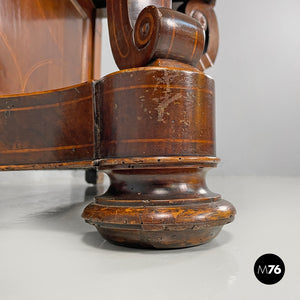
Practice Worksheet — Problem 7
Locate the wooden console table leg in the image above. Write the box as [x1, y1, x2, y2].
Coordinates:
[82, 0, 236, 249]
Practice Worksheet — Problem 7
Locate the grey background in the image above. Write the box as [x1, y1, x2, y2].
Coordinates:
[99, 0, 300, 176]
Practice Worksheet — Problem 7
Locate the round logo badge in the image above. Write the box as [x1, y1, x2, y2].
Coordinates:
[254, 253, 285, 285]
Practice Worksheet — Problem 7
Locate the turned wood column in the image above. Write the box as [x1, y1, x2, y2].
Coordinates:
[82, 0, 236, 249]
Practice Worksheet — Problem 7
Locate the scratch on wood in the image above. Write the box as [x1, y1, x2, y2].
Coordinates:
[152, 70, 182, 122]
[155, 93, 181, 122]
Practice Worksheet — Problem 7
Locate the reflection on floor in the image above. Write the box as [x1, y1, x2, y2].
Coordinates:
[0, 171, 298, 300]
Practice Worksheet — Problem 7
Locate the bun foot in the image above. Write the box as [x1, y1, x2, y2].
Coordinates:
[83, 200, 234, 249]
[82, 158, 236, 249]
[97, 227, 223, 249]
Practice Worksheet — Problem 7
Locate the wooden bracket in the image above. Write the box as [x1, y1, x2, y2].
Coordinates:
[107, 0, 206, 69]
[185, 0, 219, 70]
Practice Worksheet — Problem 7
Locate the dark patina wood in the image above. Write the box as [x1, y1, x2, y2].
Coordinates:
[107, 0, 205, 69]
[0, 0, 100, 178]
[0, 82, 96, 170]
[185, 0, 219, 71]
[97, 67, 215, 158]
[0, 0, 235, 249]
[82, 0, 236, 249]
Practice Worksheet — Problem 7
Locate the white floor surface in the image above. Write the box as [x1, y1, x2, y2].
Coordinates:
[0, 171, 299, 300]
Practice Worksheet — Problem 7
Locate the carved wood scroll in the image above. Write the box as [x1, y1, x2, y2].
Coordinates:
[107, 0, 219, 71]
[185, 0, 219, 70]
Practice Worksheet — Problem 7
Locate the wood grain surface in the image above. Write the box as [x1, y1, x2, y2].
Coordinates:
[107, 0, 205, 69]
[0, 0, 96, 95]
[0, 0, 235, 249]
[0, 82, 96, 169]
[83, 0, 236, 249]
[98, 66, 216, 159]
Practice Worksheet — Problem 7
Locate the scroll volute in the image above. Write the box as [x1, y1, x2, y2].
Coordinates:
[127, 0, 172, 27]
[185, 0, 219, 71]
[107, 0, 206, 70]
